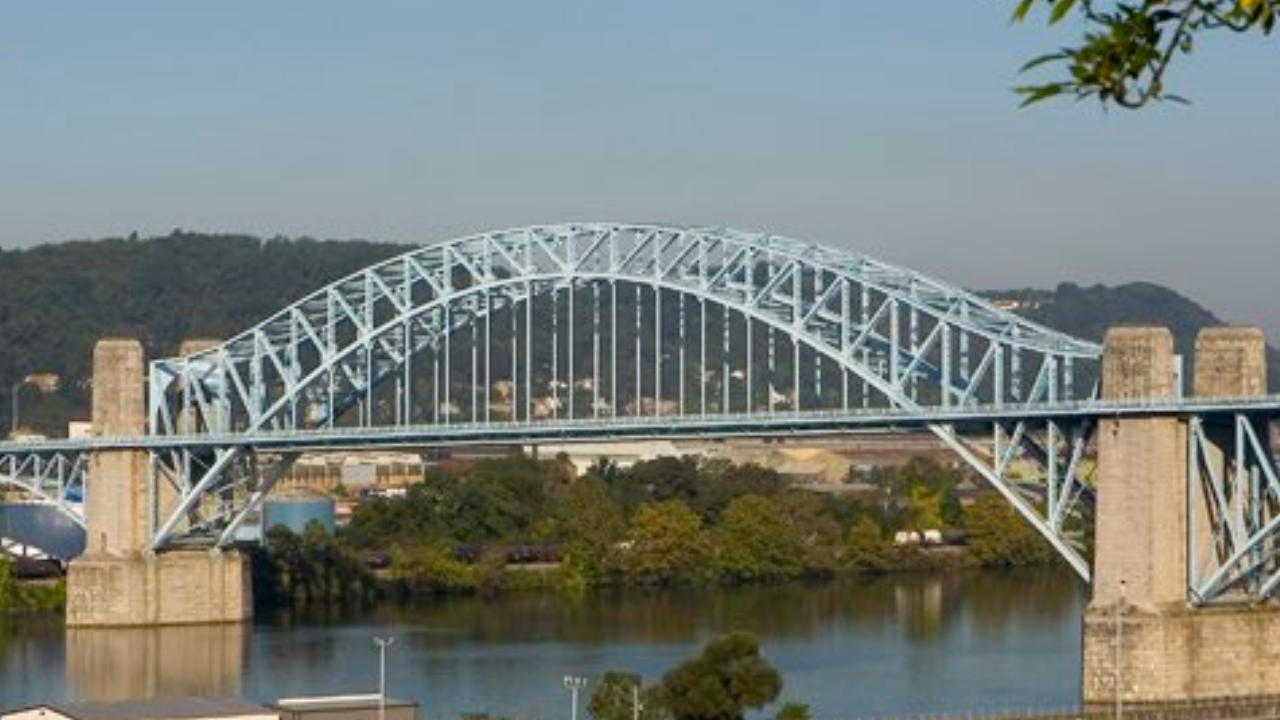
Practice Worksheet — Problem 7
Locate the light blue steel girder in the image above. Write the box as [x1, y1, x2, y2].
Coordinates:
[140, 224, 1102, 564]
[7, 396, 1279, 455]
[10, 223, 1278, 603]
[1188, 413, 1280, 604]
[5, 223, 1280, 602]
[0, 448, 87, 528]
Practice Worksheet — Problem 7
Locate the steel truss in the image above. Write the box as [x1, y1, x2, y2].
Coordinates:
[0, 449, 87, 528]
[137, 224, 1102, 556]
[0, 223, 1274, 603]
[1188, 414, 1280, 604]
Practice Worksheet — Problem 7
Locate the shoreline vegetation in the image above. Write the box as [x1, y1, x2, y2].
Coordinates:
[251, 455, 1067, 611]
[0, 559, 65, 613]
[1, 454, 1067, 616]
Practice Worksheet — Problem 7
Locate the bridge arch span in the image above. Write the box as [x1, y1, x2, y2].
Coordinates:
[137, 224, 1101, 568]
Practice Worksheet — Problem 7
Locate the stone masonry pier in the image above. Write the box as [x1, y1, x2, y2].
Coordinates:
[65, 338, 251, 627]
[1082, 326, 1280, 704]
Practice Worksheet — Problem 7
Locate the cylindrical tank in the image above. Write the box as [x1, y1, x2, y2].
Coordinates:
[0, 502, 86, 559]
[263, 497, 336, 535]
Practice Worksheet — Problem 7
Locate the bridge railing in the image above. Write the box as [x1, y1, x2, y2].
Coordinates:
[3, 393, 1278, 454]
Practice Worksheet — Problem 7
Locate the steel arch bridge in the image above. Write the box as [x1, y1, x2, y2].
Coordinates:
[2, 223, 1279, 602]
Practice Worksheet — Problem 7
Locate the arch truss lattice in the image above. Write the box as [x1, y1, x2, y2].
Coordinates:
[142, 224, 1103, 575]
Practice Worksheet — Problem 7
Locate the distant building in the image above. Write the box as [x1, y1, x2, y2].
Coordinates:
[273, 694, 419, 720]
[2, 697, 276, 720]
[66, 421, 92, 440]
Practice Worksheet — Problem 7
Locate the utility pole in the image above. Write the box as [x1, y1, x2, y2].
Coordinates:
[374, 636, 396, 720]
[564, 675, 588, 720]
[631, 680, 643, 720]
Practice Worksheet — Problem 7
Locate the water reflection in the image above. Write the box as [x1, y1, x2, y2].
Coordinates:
[0, 570, 1086, 719]
[65, 624, 246, 701]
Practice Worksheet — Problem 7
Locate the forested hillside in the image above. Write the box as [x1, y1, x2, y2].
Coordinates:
[983, 283, 1280, 391]
[1, 232, 1273, 435]
[0, 232, 404, 434]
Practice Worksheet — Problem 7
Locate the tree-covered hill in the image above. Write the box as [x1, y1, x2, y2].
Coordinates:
[0, 232, 1273, 435]
[0, 232, 404, 434]
[983, 283, 1280, 392]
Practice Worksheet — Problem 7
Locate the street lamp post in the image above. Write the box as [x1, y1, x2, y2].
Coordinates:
[564, 675, 588, 720]
[631, 680, 643, 720]
[374, 636, 396, 720]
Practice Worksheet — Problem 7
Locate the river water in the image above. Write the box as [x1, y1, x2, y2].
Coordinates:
[0, 570, 1085, 719]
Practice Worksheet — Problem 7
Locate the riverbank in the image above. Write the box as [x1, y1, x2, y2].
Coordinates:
[254, 455, 1065, 610]
[0, 559, 65, 613]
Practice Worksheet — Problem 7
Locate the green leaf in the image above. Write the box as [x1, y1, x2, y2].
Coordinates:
[1016, 83, 1069, 107]
[1019, 51, 1069, 72]
[1049, 0, 1079, 25]
[1012, 0, 1036, 22]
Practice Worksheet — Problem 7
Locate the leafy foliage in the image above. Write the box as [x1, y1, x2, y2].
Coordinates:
[618, 500, 712, 586]
[588, 672, 652, 720]
[1011, 0, 1278, 108]
[963, 494, 1058, 567]
[843, 516, 892, 572]
[713, 495, 807, 582]
[773, 703, 812, 720]
[0, 559, 66, 613]
[253, 522, 377, 608]
[658, 632, 783, 720]
[339, 452, 1061, 596]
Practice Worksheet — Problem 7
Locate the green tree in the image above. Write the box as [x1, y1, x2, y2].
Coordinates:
[773, 491, 844, 574]
[773, 703, 811, 720]
[713, 495, 805, 582]
[253, 523, 375, 608]
[623, 457, 702, 510]
[693, 460, 786, 522]
[658, 632, 783, 720]
[963, 493, 1056, 567]
[617, 500, 710, 585]
[589, 672, 647, 720]
[1010, 0, 1278, 108]
[392, 544, 478, 594]
[843, 516, 892, 572]
[555, 477, 628, 581]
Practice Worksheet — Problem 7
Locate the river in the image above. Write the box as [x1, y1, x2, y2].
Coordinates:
[0, 569, 1085, 719]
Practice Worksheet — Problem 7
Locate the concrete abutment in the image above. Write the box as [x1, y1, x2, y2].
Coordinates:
[1082, 326, 1280, 705]
[66, 338, 252, 627]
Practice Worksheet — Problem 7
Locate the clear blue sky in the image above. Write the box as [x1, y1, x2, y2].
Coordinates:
[2, 1, 1277, 337]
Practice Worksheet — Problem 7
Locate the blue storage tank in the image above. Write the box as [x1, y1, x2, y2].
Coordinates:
[0, 502, 86, 559]
[263, 497, 336, 535]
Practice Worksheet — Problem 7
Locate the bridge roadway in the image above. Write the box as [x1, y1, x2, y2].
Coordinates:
[4, 393, 1279, 454]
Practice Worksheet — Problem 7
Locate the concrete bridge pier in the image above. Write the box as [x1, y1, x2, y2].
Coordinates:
[66, 338, 252, 627]
[1082, 326, 1280, 705]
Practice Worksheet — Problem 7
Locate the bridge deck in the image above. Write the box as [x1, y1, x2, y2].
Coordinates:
[4, 394, 1279, 455]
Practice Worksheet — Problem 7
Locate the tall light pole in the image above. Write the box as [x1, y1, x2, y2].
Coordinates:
[564, 675, 588, 720]
[374, 636, 396, 720]
[631, 680, 644, 720]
